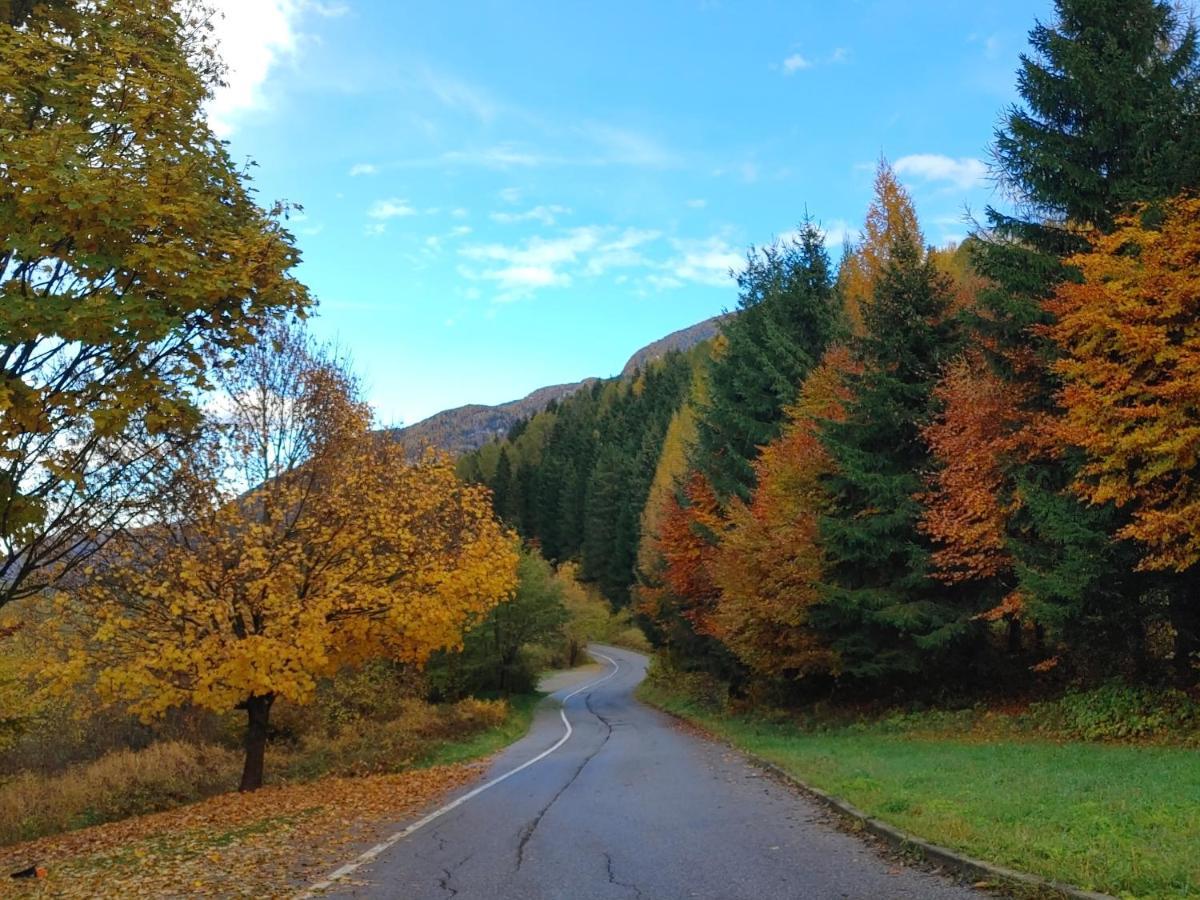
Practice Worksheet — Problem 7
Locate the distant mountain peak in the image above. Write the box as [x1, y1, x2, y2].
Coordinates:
[387, 314, 723, 456]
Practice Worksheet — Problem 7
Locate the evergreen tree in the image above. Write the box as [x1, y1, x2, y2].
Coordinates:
[492, 447, 512, 523]
[994, 0, 1200, 236]
[816, 223, 964, 679]
[694, 221, 841, 503]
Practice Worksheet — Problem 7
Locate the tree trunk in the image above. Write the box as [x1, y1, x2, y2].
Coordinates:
[239, 693, 275, 793]
[1005, 616, 1022, 654]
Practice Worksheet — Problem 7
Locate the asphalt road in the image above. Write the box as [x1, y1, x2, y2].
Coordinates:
[323, 645, 985, 900]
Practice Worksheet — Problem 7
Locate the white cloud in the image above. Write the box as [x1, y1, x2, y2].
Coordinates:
[490, 205, 572, 226]
[368, 198, 417, 219]
[822, 219, 854, 248]
[349, 163, 378, 177]
[460, 226, 660, 299]
[442, 146, 546, 169]
[662, 237, 744, 288]
[206, 0, 301, 136]
[894, 154, 988, 190]
[646, 274, 684, 291]
[686, 198, 707, 209]
[782, 53, 812, 73]
[499, 188, 523, 204]
[364, 222, 387, 237]
[488, 266, 569, 293]
[450, 207, 469, 219]
[583, 229, 659, 276]
[781, 47, 850, 75]
[449, 225, 473, 237]
[309, 1, 350, 15]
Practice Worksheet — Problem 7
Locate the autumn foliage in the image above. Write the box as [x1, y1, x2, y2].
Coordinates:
[1049, 197, 1200, 573]
[47, 326, 518, 790]
[920, 353, 1023, 587]
[707, 347, 856, 678]
[645, 470, 724, 634]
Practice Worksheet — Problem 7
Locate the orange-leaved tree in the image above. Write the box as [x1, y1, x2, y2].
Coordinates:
[1048, 196, 1200, 674]
[48, 324, 518, 790]
[636, 470, 725, 658]
[707, 346, 856, 679]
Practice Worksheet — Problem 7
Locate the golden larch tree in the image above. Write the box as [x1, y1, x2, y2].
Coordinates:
[1049, 198, 1200, 572]
[837, 159, 924, 334]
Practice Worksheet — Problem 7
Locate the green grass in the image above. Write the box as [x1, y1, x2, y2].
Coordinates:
[639, 679, 1200, 899]
[418, 693, 542, 768]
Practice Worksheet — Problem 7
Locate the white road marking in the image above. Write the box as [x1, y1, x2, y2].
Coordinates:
[296, 650, 621, 897]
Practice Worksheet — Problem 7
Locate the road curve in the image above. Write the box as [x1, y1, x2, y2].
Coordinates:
[323, 645, 985, 899]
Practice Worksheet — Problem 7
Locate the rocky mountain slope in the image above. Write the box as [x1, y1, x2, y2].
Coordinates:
[389, 315, 722, 456]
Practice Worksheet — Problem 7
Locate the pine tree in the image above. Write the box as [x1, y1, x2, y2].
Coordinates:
[492, 447, 512, 523]
[816, 222, 965, 679]
[694, 221, 841, 503]
[994, 0, 1200, 235]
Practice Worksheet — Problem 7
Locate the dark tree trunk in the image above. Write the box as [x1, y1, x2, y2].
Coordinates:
[239, 693, 275, 793]
[1005, 617, 1022, 654]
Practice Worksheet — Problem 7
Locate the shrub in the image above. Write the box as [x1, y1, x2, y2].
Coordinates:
[275, 697, 509, 781]
[0, 741, 240, 845]
[1022, 683, 1200, 742]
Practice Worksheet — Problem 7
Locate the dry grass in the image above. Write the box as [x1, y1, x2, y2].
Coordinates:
[0, 697, 511, 849]
[0, 742, 240, 846]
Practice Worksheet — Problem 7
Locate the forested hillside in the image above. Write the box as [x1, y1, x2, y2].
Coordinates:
[458, 346, 703, 606]
[471, 0, 1200, 701]
[391, 316, 723, 457]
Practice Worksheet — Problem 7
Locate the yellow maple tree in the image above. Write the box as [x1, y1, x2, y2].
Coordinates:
[47, 324, 518, 790]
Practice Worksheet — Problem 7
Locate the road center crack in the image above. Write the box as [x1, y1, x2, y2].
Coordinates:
[514, 691, 614, 870]
[604, 851, 645, 899]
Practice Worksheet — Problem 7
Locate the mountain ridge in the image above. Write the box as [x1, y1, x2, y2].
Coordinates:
[388, 315, 722, 456]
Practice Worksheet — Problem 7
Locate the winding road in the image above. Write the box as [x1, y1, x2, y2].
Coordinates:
[316, 645, 985, 899]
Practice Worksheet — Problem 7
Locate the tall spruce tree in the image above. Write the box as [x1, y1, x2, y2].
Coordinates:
[994, 0, 1200, 236]
[694, 221, 841, 503]
[816, 223, 963, 680]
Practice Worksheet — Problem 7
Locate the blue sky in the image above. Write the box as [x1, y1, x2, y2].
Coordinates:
[209, 0, 1052, 427]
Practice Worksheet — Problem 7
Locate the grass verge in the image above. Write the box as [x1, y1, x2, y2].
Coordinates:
[638, 676, 1200, 900]
[418, 693, 541, 767]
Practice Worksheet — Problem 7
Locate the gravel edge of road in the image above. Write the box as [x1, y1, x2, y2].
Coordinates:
[643, 700, 1116, 900]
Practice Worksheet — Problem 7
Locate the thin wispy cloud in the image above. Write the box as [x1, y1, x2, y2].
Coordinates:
[780, 46, 850, 74]
[368, 198, 417, 219]
[490, 205, 572, 226]
[577, 123, 677, 167]
[894, 154, 988, 190]
[460, 227, 661, 300]
[349, 163, 378, 176]
[418, 66, 501, 123]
